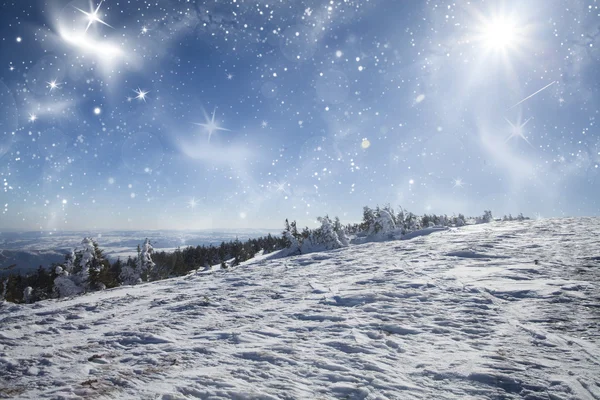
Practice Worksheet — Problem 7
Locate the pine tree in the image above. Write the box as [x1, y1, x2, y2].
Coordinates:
[396, 207, 406, 232]
[405, 212, 421, 231]
[282, 219, 301, 255]
[100, 258, 121, 288]
[317, 216, 343, 250]
[53, 248, 85, 298]
[120, 239, 156, 285]
[23, 287, 33, 304]
[369, 209, 396, 239]
[382, 204, 396, 225]
[64, 250, 75, 274]
[78, 238, 95, 288]
[4, 274, 23, 303]
[290, 220, 299, 238]
[0, 278, 6, 301]
[218, 242, 227, 263]
[79, 238, 107, 291]
[231, 238, 243, 265]
[455, 214, 466, 227]
[333, 216, 350, 247]
[32, 266, 53, 300]
[361, 206, 375, 232]
[120, 255, 142, 285]
[284, 219, 291, 232]
[482, 210, 493, 223]
[138, 238, 156, 281]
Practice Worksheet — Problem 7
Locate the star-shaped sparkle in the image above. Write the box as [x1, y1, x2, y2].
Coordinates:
[133, 88, 149, 102]
[273, 181, 289, 194]
[28, 113, 37, 122]
[504, 115, 533, 147]
[188, 197, 198, 210]
[453, 178, 464, 188]
[47, 80, 61, 93]
[193, 109, 230, 143]
[75, 0, 113, 33]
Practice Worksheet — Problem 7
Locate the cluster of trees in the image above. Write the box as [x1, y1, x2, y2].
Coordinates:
[282, 206, 496, 255]
[1, 238, 134, 303]
[150, 233, 288, 278]
[345, 205, 491, 235]
[1, 205, 526, 305]
[282, 216, 350, 255]
[502, 213, 530, 221]
[0, 234, 288, 304]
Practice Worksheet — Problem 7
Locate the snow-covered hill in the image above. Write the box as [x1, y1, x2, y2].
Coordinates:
[1, 218, 599, 399]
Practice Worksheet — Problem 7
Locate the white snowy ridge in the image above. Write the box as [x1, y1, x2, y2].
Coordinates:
[0, 217, 599, 399]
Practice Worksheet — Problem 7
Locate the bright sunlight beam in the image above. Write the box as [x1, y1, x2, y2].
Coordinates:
[483, 17, 518, 50]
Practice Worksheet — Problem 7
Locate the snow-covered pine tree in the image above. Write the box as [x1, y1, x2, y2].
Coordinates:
[454, 214, 466, 227]
[23, 287, 33, 304]
[382, 205, 397, 225]
[78, 238, 95, 284]
[333, 216, 350, 247]
[396, 208, 406, 232]
[369, 209, 396, 239]
[317, 216, 344, 250]
[137, 238, 155, 281]
[120, 255, 141, 286]
[53, 252, 84, 298]
[405, 212, 422, 232]
[290, 220, 299, 238]
[79, 237, 106, 291]
[120, 239, 155, 285]
[481, 210, 493, 223]
[361, 206, 376, 232]
[282, 219, 300, 256]
[64, 250, 75, 274]
[439, 214, 449, 227]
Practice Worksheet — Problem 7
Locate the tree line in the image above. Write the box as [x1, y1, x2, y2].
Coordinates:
[1, 205, 521, 304]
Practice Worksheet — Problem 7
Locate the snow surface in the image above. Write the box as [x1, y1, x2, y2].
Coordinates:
[1, 218, 599, 399]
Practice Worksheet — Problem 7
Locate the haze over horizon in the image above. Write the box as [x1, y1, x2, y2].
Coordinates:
[1, 0, 599, 231]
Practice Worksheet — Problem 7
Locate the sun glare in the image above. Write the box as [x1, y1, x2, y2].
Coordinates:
[483, 18, 518, 50]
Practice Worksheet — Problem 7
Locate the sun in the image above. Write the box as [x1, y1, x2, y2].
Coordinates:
[483, 17, 518, 50]
[470, 11, 529, 56]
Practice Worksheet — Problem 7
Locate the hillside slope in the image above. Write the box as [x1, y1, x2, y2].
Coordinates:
[1, 218, 599, 399]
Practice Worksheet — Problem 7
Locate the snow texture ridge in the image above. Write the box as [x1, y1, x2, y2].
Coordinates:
[0, 217, 599, 399]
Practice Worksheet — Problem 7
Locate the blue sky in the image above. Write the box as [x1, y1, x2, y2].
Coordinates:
[0, 0, 599, 231]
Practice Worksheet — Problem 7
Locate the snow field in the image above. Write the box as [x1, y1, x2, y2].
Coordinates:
[0, 218, 599, 399]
